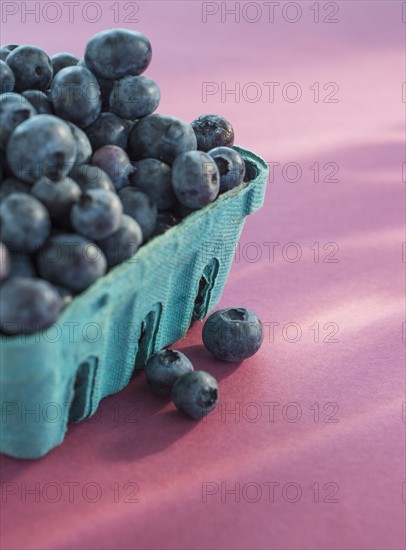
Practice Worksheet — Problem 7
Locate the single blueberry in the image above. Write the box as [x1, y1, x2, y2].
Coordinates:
[0, 44, 18, 62]
[37, 233, 107, 293]
[84, 29, 152, 80]
[152, 211, 180, 237]
[96, 214, 143, 268]
[0, 241, 10, 282]
[208, 146, 246, 192]
[0, 92, 37, 151]
[191, 114, 234, 152]
[128, 114, 197, 165]
[118, 187, 157, 240]
[21, 89, 54, 114]
[171, 150, 220, 209]
[85, 112, 130, 151]
[0, 60, 15, 93]
[172, 201, 198, 219]
[8, 251, 37, 278]
[91, 145, 133, 191]
[51, 52, 79, 75]
[6, 45, 53, 92]
[109, 75, 160, 120]
[202, 308, 263, 362]
[50, 66, 101, 128]
[6, 114, 77, 182]
[0, 192, 51, 253]
[69, 164, 115, 193]
[172, 370, 219, 419]
[0, 176, 31, 200]
[66, 122, 92, 165]
[71, 189, 123, 240]
[130, 158, 175, 210]
[145, 349, 194, 396]
[0, 277, 62, 334]
[31, 176, 81, 228]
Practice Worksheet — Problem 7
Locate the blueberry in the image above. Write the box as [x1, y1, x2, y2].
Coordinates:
[50, 66, 101, 128]
[21, 89, 54, 114]
[91, 145, 133, 191]
[6, 114, 77, 182]
[54, 285, 73, 308]
[50, 52, 79, 75]
[0, 241, 10, 282]
[208, 147, 246, 192]
[191, 114, 234, 152]
[109, 76, 160, 120]
[85, 112, 130, 151]
[172, 370, 219, 419]
[118, 187, 157, 240]
[171, 150, 219, 209]
[152, 211, 180, 237]
[0, 92, 37, 151]
[0, 193, 51, 253]
[0, 60, 15, 93]
[202, 308, 263, 362]
[84, 29, 152, 80]
[31, 176, 81, 228]
[37, 233, 107, 293]
[172, 201, 198, 219]
[8, 251, 37, 278]
[130, 158, 175, 210]
[0, 277, 62, 334]
[6, 45, 53, 92]
[71, 189, 123, 240]
[97, 214, 143, 268]
[66, 122, 92, 165]
[69, 164, 115, 193]
[128, 114, 197, 164]
[0, 44, 18, 62]
[0, 176, 31, 200]
[145, 349, 194, 396]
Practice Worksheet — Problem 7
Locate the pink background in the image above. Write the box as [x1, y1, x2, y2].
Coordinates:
[1, 1, 405, 549]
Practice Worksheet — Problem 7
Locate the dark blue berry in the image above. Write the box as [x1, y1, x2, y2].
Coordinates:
[128, 114, 197, 165]
[130, 158, 175, 210]
[84, 29, 152, 80]
[118, 187, 157, 240]
[21, 89, 54, 114]
[6, 114, 77, 182]
[0, 241, 10, 282]
[0, 277, 62, 334]
[0, 60, 15, 93]
[85, 112, 130, 151]
[0, 192, 51, 253]
[208, 146, 246, 192]
[71, 189, 123, 240]
[6, 45, 53, 92]
[0, 45, 18, 62]
[0, 176, 31, 200]
[152, 211, 180, 237]
[50, 66, 101, 128]
[145, 349, 194, 396]
[8, 251, 37, 278]
[172, 370, 219, 419]
[0, 92, 37, 151]
[97, 214, 143, 268]
[50, 52, 79, 75]
[202, 308, 263, 362]
[37, 233, 107, 293]
[31, 176, 81, 228]
[91, 145, 133, 191]
[171, 150, 219, 209]
[191, 114, 234, 152]
[66, 122, 92, 165]
[69, 164, 115, 193]
[109, 75, 160, 120]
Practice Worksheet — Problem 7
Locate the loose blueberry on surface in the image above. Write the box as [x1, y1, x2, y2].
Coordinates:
[51, 52, 79, 75]
[0, 241, 10, 282]
[37, 233, 107, 293]
[0, 277, 62, 334]
[0, 60, 15, 93]
[6, 114, 77, 182]
[0, 92, 37, 151]
[69, 164, 115, 193]
[191, 114, 234, 152]
[96, 214, 143, 268]
[21, 89, 54, 114]
[109, 75, 160, 120]
[84, 28, 152, 80]
[145, 349, 194, 396]
[118, 187, 157, 240]
[0, 176, 31, 199]
[66, 122, 92, 166]
[130, 158, 175, 210]
[171, 150, 220, 209]
[208, 146, 246, 192]
[71, 189, 123, 240]
[6, 45, 53, 92]
[31, 176, 81, 228]
[202, 307, 263, 362]
[85, 112, 130, 151]
[128, 114, 197, 165]
[0, 192, 51, 253]
[172, 370, 219, 419]
[91, 145, 133, 191]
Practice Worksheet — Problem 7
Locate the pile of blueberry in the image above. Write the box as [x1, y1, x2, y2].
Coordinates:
[0, 29, 248, 336]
